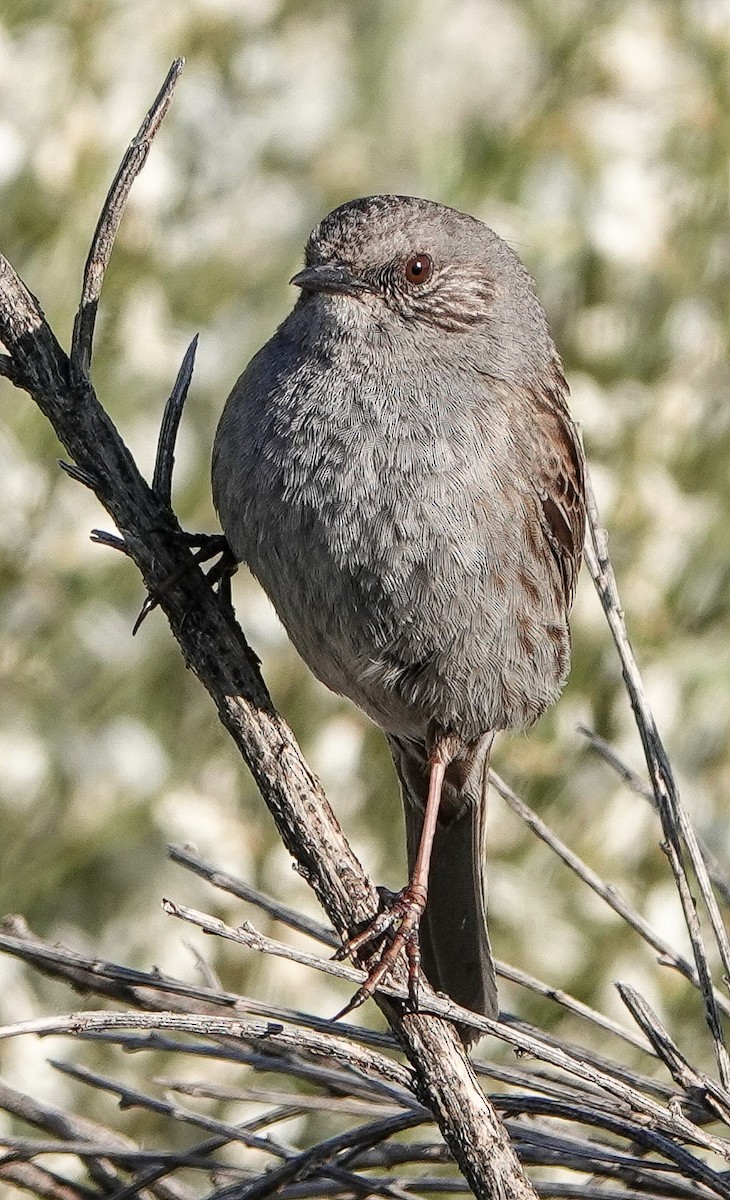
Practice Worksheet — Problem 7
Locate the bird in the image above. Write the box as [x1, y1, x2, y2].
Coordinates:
[212, 194, 586, 1039]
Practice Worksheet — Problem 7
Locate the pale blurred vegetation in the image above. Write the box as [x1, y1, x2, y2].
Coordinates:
[1, 0, 730, 1118]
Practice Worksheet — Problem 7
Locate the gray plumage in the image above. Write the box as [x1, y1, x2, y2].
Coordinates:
[212, 194, 585, 1033]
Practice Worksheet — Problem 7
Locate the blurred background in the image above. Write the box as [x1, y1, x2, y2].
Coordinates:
[1, 0, 730, 1124]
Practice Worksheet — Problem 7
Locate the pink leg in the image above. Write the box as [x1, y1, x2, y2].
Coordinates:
[334, 739, 451, 1020]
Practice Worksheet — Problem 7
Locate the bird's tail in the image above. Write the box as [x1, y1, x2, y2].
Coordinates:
[388, 734, 498, 1041]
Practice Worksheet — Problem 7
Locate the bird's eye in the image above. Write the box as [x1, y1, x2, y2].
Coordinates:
[404, 253, 433, 285]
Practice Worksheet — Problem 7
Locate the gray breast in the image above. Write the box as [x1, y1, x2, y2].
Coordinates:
[213, 322, 570, 742]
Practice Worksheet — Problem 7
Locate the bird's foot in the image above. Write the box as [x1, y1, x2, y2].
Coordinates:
[131, 532, 237, 634]
[332, 882, 427, 1021]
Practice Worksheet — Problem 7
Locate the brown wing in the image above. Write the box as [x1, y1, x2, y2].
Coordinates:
[531, 379, 586, 611]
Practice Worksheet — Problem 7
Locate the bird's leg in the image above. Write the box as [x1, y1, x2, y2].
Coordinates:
[333, 735, 454, 1020]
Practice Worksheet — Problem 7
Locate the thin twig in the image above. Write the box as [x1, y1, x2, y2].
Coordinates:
[162, 898, 393, 993]
[0, 915, 395, 1054]
[153, 334, 198, 503]
[0, 1078, 181, 1200]
[496, 959, 654, 1056]
[57, 459, 100, 489]
[160, 1079, 405, 1118]
[490, 770, 730, 1018]
[50, 1060, 299, 1167]
[70, 59, 185, 379]
[584, 471, 730, 1087]
[168, 844, 338, 947]
[0, 1009, 414, 1097]
[580, 724, 730, 908]
[162, 902, 730, 1155]
[0, 1161, 97, 1200]
[78, 1030, 415, 1108]
[52, 1061, 420, 1200]
[208, 1112, 426, 1200]
[618, 982, 730, 1123]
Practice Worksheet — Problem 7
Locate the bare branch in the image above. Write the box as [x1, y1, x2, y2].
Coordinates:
[580, 724, 730, 908]
[70, 58, 185, 380]
[0, 1008, 415, 1099]
[491, 770, 730, 1018]
[0, 351, 24, 384]
[208, 1113, 425, 1200]
[584, 470, 730, 1087]
[6, 60, 730, 1200]
[168, 843, 338, 947]
[618, 983, 730, 1124]
[0, 1160, 95, 1200]
[152, 334, 198, 503]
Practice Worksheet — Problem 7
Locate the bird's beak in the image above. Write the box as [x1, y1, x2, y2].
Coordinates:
[290, 262, 373, 296]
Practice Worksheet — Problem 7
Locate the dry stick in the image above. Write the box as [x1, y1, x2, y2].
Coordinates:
[496, 1096, 728, 1192]
[10, 904, 699, 1168]
[500, 1013, 684, 1107]
[213, 1098, 711, 1200]
[37, 964, 729, 1173]
[275, 1185, 641, 1200]
[53, 1060, 423, 1200]
[275, 1184, 686, 1200]
[5, 1017, 440, 1197]
[0, 915, 399, 1064]
[103, 1017, 691, 1153]
[0, 1079, 175, 1200]
[353, 1132, 686, 1187]
[152, 334, 198, 503]
[166, 894, 682, 1113]
[0, 1137, 232, 1171]
[3, 1004, 727, 1164]
[475, 1054, 676, 1112]
[490, 770, 730, 1019]
[83, 1009, 411, 1097]
[70, 58, 185, 380]
[82, 1017, 717, 1179]
[76, 1057, 416, 1200]
[204, 1113, 426, 1200]
[165, 899, 644, 1083]
[0, 69, 538, 1200]
[0, 917, 398, 1061]
[168, 843, 339, 947]
[617, 983, 730, 1125]
[579, 725, 730, 908]
[170, 846, 656, 1057]
[161, 1080, 405, 1118]
[491, 1124, 695, 1190]
[53, 1021, 414, 1111]
[584, 472, 730, 1090]
[0, 1160, 97, 1200]
[163, 898, 401, 991]
[166, 878, 724, 1143]
[162, 895, 730, 1145]
[50, 1059, 310, 1165]
[100, 1109, 307, 1200]
[495, 960, 653, 1056]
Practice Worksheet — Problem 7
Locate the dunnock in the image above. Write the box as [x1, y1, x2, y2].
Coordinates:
[212, 195, 585, 1037]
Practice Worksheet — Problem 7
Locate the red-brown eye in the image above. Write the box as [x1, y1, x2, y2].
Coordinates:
[404, 253, 433, 285]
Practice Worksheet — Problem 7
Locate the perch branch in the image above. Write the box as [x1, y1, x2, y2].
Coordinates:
[0, 63, 538, 1200]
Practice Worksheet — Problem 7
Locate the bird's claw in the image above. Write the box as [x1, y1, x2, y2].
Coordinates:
[332, 884, 427, 1020]
[132, 533, 238, 633]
